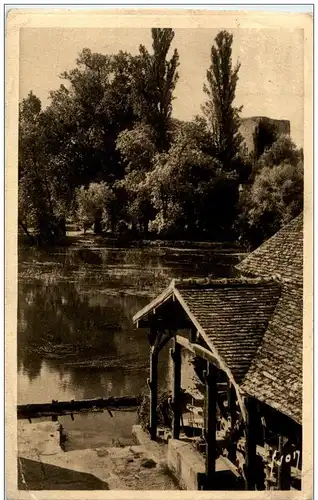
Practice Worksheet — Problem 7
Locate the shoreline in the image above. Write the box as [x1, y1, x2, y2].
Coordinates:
[19, 230, 247, 252]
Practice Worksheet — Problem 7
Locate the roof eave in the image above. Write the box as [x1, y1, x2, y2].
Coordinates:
[132, 279, 176, 325]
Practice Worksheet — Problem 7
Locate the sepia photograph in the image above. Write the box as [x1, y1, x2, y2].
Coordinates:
[5, 8, 313, 498]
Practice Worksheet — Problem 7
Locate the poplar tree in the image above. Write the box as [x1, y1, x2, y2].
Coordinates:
[131, 28, 179, 151]
[203, 30, 243, 173]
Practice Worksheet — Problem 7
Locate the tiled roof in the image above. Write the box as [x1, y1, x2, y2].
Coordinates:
[133, 215, 304, 424]
[176, 279, 281, 383]
[236, 214, 303, 423]
[134, 277, 282, 385]
[241, 283, 302, 424]
[236, 213, 303, 284]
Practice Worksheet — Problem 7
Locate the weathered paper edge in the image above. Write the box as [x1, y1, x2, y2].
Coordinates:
[5, 8, 313, 500]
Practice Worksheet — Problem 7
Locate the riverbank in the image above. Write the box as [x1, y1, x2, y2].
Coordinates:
[19, 227, 247, 253]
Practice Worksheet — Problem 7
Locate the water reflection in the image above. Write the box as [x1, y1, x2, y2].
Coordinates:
[18, 245, 242, 404]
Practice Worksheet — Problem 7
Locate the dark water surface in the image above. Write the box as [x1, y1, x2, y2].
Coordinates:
[18, 242, 244, 447]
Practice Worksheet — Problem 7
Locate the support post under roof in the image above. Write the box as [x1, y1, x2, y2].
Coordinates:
[149, 334, 158, 441]
[171, 339, 181, 440]
[204, 362, 217, 489]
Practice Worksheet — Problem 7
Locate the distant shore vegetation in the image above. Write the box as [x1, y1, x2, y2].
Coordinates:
[19, 29, 303, 250]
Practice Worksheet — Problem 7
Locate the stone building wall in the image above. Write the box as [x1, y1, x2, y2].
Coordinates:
[240, 116, 291, 153]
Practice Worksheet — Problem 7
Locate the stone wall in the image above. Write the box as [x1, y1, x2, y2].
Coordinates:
[240, 116, 290, 153]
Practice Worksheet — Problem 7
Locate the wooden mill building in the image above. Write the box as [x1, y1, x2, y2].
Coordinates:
[133, 214, 303, 491]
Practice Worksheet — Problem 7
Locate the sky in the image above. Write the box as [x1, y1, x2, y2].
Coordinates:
[19, 27, 304, 146]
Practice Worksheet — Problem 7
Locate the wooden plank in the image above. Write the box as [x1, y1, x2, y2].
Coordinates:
[17, 395, 140, 420]
[175, 335, 221, 369]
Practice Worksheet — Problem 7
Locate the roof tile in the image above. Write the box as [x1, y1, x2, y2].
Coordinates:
[178, 282, 281, 384]
[241, 283, 303, 423]
[237, 214, 303, 284]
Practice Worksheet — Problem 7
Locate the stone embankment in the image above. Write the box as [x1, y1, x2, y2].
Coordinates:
[18, 420, 179, 490]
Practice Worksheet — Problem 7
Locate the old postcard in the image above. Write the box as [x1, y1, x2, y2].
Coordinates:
[5, 8, 313, 500]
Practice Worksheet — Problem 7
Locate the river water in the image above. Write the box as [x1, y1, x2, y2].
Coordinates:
[18, 241, 244, 449]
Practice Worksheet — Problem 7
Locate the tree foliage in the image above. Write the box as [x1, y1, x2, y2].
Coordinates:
[255, 135, 302, 170]
[55, 48, 137, 184]
[237, 137, 304, 248]
[116, 124, 157, 234]
[75, 182, 116, 234]
[131, 28, 179, 151]
[18, 29, 303, 249]
[202, 30, 244, 175]
[145, 123, 238, 239]
[19, 92, 67, 245]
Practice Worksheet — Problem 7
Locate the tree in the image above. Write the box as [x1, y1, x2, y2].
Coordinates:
[252, 118, 278, 160]
[116, 124, 157, 234]
[236, 133, 304, 248]
[203, 31, 243, 171]
[19, 92, 67, 245]
[116, 124, 157, 175]
[18, 175, 37, 243]
[75, 181, 115, 234]
[242, 161, 303, 247]
[131, 28, 179, 151]
[202, 30, 244, 175]
[52, 48, 137, 186]
[255, 135, 302, 170]
[19, 48, 141, 245]
[19, 91, 42, 181]
[145, 122, 238, 239]
[116, 27, 180, 233]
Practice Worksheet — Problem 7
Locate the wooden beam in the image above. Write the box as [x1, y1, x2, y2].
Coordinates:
[204, 362, 217, 490]
[171, 339, 182, 439]
[175, 335, 221, 369]
[148, 324, 157, 346]
[133, 287, 174, 325]
[227, 381, 237, 463]
[149, 347, 158, 441]
[176, 334, 195, 351]
[138, 318, 192, 329]
[153, 329, 164, 354]
[153, 329, 176, 356]
[245, 396, 257, 490]
[17, 395, 140, 420]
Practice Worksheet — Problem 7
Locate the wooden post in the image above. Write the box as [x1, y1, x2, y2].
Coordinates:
[171, 339, 182, 439]
[204, 362, 217, 489]
[149, 346, 158, 441]
[190, 327, 197, 343]
[277, 436, 291, 490]
[245, 396, 257, 490]
[227, 380, 237, 463]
